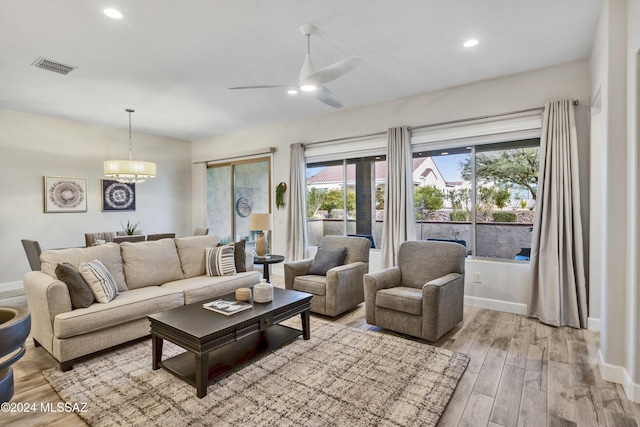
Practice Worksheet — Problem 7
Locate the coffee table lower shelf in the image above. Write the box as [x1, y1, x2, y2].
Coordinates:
[159, 324, 302, 394]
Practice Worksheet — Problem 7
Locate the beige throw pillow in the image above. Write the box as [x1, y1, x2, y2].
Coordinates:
[79, 260, 119, 303]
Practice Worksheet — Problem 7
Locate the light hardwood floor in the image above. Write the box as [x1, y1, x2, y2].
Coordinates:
[3, 276, 639, 427]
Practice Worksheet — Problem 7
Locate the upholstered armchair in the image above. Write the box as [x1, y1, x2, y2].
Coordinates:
[21, 240, 42, 271]
[84, 232, 116, 247]
[284, 235, 371, 317]
[363, 241, 466, 341]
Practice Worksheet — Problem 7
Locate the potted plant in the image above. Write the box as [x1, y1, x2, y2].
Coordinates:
[275, 182, 287, 210]
[121, 220, 140, 235]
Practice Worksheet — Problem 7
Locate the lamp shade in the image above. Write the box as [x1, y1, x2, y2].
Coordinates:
[250, 213, 273, 231]
[104, 160, 156, 183]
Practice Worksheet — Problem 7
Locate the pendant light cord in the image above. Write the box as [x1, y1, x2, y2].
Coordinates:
[127, 108, 134, 161]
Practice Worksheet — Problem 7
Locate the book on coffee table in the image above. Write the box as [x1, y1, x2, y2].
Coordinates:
[203, 299, 252, 316]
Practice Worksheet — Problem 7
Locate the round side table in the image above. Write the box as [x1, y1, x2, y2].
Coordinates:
[253, 255, 285, 283]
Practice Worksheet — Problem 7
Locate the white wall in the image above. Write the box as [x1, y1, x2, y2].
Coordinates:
[0, 109, 192, 288]
[628, 0, 640, 399]
[589, 0, 640, 403]
[192, 59, 591, 316]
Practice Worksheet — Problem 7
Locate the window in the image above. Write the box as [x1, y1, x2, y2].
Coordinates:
[207, 157, 271, 251]
[306, 155, 386, 248]
[413, 139, 539, 260]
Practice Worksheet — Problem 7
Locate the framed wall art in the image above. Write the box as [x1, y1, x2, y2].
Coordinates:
[101, 179, 136, 212]
[44, 176, 88, 213]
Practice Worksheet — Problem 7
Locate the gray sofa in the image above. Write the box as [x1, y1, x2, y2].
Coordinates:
[23, 235, 260, 370]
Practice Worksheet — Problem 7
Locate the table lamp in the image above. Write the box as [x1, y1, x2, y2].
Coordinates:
[250, 213, 273, 257]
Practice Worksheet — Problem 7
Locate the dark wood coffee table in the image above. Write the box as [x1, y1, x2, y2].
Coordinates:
[148, 287, 312, 398]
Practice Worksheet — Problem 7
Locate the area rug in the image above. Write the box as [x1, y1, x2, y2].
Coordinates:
[43, 318, 469, 427]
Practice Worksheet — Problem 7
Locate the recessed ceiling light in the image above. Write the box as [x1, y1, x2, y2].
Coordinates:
[104, 8, 125, 19]
[300, 84, 317, 92]
[463, 39, 479, 48]
[441, 152, 449, 155]
[287, 89, 299, 95]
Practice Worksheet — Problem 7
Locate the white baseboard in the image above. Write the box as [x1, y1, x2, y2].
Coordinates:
[599, 349, 640, 403]
[0, 281, 24, 293]
[463, 295, 528, 315]
[587, 317, 601, 331]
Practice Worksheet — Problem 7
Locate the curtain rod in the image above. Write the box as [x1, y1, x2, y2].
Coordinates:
[297, 100, 579, 147]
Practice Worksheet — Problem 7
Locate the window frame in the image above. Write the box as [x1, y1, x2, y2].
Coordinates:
[411, 138, 540, 261]
[305, 154, 386, 248]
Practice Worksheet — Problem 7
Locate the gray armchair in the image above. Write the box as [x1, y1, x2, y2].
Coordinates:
[21, 239, 42, 271]
[85, 232, 116, 247]
[363, 240, 466, 341]
[193, 228, 209, 236]
[284, 235, 371, 317]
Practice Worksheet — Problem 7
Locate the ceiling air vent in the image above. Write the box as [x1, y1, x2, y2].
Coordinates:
[31, 57, 77, 75]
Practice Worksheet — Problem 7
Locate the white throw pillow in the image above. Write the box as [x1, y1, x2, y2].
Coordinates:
[205, 245, 237, 277]
[79, 260, 119, 303]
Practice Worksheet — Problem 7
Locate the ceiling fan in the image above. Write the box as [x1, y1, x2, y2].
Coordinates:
[229, 24, 362, 109]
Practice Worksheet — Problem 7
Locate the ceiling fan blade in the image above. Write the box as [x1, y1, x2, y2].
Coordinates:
[314, 85, 343, 109]
[228, 85, 292, 90]
[303, 56, 362, 86]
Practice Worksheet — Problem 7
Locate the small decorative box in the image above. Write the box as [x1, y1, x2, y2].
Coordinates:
[235, 287, 251, 302]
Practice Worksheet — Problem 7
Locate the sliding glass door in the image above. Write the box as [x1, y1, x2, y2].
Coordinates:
[207, 157, 271, 251]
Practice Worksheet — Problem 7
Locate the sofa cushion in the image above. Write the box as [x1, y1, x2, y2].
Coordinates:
[53, 286, 184, 339]
[174, 235, 220, 278]
[376, 287, 423, 316]
[79, 260, 119, 303]
[307, 247, 346, 276]
[205, 245, 236, 276]
[293, 275, 327, 296]
[55, 263, 95, 309]
[162, 271, 261, 304]
[120, 239, 183, 289]
[40, 243, 127, 291]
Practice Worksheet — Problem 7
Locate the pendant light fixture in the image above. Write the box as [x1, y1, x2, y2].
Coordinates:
[104, 109, 156, 183]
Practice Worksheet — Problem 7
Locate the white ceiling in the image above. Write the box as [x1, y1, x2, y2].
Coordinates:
[0, 0, 602, 141]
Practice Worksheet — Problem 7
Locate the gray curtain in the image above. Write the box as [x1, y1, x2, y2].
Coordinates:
[381, 126, 416, 268]
[528, 100, 587, 328]
[286, 143, 308, 261]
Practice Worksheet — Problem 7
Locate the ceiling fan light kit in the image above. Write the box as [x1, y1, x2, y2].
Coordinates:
[229, 23, 361, 109]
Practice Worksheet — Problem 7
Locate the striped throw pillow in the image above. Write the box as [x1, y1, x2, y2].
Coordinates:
[79, 260, 119, 303]
[205, 245, 237, 277]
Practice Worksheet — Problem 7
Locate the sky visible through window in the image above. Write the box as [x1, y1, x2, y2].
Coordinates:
[431, 155, 464, 182]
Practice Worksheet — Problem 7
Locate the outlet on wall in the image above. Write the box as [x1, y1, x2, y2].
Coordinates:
[473, 272, 482, 283]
